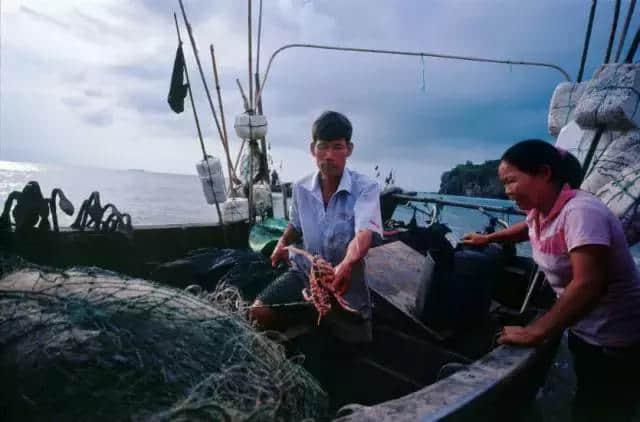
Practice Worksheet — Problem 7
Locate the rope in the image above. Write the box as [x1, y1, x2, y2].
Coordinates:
[243, 301, 313, 310]
[420, 55, 426, 92]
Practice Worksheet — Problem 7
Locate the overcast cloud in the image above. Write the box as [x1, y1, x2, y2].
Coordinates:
[2, 0, 639, 190]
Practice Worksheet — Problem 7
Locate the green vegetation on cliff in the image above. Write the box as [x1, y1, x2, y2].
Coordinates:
[439, 160, 506, 199]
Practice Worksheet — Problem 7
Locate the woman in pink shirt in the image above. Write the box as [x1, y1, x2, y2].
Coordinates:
[463, 139, 640, 420]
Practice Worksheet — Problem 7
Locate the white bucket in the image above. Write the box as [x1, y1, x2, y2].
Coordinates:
[234, 113, 268, 140]
[252, 182, 272, 215]
[196, 156, 227, 204]
[222, 197, 249, 222]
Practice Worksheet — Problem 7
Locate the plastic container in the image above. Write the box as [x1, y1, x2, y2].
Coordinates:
[252, 182, 272, 214]
[196, 156, 227, 204]
[234, 113, 268, 140]
[222, 197, 249, 222]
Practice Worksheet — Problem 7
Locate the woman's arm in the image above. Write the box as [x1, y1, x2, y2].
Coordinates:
[499, 244, 608, 345]
[462, 220, 529, 246]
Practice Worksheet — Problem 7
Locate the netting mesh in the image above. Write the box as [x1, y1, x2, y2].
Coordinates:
[0, 256, 328, 421]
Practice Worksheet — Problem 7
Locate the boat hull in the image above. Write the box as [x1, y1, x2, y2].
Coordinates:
[1, 223, 558, 421]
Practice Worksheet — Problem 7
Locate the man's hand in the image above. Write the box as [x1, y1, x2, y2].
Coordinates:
[497, 325, 545, 346]
[461, 232, 490, 247]
[270, 240, 290, 268]
[332, 261, 353, 296]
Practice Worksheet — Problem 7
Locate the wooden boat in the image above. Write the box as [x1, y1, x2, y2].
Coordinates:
[1, 187, 560, 421]
[7, 1, 636, 418]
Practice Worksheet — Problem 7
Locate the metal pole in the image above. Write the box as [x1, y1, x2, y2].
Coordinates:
[624, 25, 640, 63]
[577, 0, 597, 82]
[173, 13, 228, 246]
[248, 140, 256, 223]
[604, 0, 621, 63]
[520, 270, 544, 314]
[254, 43, 572, 107]
[582, 128, 605, 175]
[282, 184, 289, 220]
[248, 0, 253, 111]
[255, 0, 269, 186]
[392, 194, 526, 216]
[615, 0, 636, 62]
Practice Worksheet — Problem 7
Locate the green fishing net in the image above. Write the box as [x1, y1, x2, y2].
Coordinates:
[0, 256, 328, 421]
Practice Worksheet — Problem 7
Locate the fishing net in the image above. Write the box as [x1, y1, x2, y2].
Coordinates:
[0, 256, 328, 421]
[149, 248, 284, 302]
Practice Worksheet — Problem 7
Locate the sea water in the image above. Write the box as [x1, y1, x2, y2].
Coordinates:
[0, 160, 521, 233]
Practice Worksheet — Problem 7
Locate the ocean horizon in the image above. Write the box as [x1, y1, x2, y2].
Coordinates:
[2, 159, 639, 264]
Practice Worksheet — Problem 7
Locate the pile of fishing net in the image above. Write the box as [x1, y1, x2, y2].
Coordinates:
[150, 248, 284, 302]
[0, 256, 328, 421]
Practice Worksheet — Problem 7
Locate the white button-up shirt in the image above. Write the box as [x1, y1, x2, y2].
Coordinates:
[289, 167, 383, 318]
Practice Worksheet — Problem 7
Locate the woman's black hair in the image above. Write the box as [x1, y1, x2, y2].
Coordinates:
[501, 139, 584, 189]
[311, 110, 352, 143]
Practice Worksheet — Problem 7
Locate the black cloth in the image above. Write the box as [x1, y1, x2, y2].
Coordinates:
[257, 268, 307, 305]
[568, 330, 640, 421]
[167, 43, 188, 113]
[150, 248, 280, 301]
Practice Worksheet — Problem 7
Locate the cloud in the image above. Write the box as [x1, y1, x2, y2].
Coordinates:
[61, 96, 86, 108]
[82, 110, 114, 127]
[20, 6, 69, 29]
[3, 0, 640, 192]
[73, 9, 123, 39]
[109, 63, 168, 81]
[84, 88, 104, 98]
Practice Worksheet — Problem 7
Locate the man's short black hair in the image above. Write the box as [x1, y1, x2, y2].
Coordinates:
[311, 111, 352, 143]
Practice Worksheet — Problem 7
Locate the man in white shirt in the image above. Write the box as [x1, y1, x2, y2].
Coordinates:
[250, 111, 382, 343]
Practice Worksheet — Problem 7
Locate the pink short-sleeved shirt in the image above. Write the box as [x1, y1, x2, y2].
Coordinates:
[527, 185, 640, 347]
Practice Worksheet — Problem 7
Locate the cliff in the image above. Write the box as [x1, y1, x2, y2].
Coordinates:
[438, 160, 506, 199]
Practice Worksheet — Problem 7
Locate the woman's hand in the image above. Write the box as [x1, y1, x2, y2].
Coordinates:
[461, 232, 490, 247]
[497, 325, 545, 346]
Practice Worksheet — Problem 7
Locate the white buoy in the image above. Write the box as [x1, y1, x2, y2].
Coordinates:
[196, 155, 227, 204]
[234, 113, 267, 140]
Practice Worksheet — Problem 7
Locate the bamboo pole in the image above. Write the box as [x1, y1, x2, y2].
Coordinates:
[178, 0, 237, 192]
[173, 13, 228, 246]
[236, 78, 250, 111]
[210, 44, 240, 193]
[234, 139, 247, 174]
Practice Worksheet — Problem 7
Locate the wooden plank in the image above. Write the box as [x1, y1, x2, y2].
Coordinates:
[365, 241, 443, 340]
[365, 241, 425, 315]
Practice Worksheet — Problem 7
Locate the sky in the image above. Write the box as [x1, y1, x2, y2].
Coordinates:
[1, 0, 639, 191]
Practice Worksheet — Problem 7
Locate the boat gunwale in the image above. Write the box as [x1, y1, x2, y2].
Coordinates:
[335, 336, 557, 421]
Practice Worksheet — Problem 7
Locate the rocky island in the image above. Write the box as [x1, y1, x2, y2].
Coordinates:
[438, 160, 506, 199]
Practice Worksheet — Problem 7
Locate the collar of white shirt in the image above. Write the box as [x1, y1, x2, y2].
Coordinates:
[303, 167, 353, 203]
